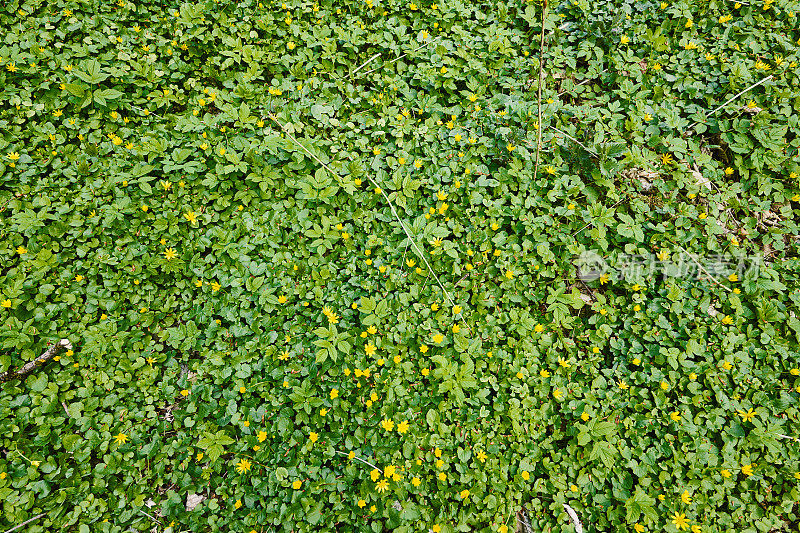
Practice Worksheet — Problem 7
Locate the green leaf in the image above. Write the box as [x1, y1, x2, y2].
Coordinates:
[75, 59, 109, 84]
[589, 441, 617, 469]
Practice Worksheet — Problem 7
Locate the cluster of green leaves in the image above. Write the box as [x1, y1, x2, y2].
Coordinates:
[2, 0, 800, 531]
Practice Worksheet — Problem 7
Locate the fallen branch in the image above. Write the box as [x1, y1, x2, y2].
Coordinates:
[334, 450, 382, 473]
[348, 52, 382, 78]
[686, 75, 773, 133]
[3, 513, 46, 533]
[673, 243, 732, 293]
[0, 339, 72, 383]
[563, 503, 584, 533]
[360, 37, 442, 77]
[531, 1, 548, 191]
[547, 125, 599, 157]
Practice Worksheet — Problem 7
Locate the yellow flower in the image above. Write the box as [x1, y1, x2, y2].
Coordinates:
[420, 344, 429, 353]
[309, 432, 318, 443]
[685, 18, 693, 27]
[634, 524, 645, 533]
[180, 389, 190, 397]
[477, 451, 487, 463]
[741, 464, 754, 476]
[505, 269, 514, 279]
[236, 459, 252, 473]
[737, 408, 757, 422]
[672, 512, 690, 530]
[141, 205, 149, 212]
[671, 411, 681, 422]
[618, 380, 628, 390]
[506, 143, 515, 152]
[721, 469, 731, 478]
[521, 470, 530, 480]
[620, 35, 630, 44]
[1, 299, 11, 308]
[460, 489, 470, 499]
[553, 388, 563, 399]
[163, 248, 177, 261]
[113, 433, 129, 444]
[722, 360, 733, 369]
[558, 358, 570, 368]
[330, 388, 339, 399]
[433, 333, 444, 344]
[681, 490, 692, 504]
[184, 211, 198, 224]
[211, 281, 221, 292]
[397, 420, 410, 433]
[660, 381, 669, 391]
[728, 273, 738, 282]
[381, 418, 395, 431]
[539, 369, 550, 378]
[412, 477, 421, 487]
[581, 412, 590, 421]
[16, 245, 27, 254]
[292, 480, 302, 489]
[684, 42, 697, 50]
[376, 479, 389, 492]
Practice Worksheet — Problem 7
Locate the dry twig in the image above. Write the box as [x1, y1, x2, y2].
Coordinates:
[0, 339, 72, 383]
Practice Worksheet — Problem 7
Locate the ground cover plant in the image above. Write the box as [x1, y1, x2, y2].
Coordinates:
[2, 0, 800, 531]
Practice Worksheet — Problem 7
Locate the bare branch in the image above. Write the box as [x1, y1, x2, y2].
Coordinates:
[0, 339, 72, 383]
[3, 513, 46, 533]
